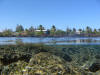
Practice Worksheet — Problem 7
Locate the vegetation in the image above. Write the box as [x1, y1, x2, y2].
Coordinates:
[2, 29, 13, 37]
[16, 25, 24, 32]
[50, 25, 56, 36]
[0, 25, 100, 37]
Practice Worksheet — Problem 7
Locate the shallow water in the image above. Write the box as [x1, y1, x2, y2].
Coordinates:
[0, 37, 100, 45]
[0, 44, 100, 74]
[0, 37, 100, 74]
[50, 45, 100, 74]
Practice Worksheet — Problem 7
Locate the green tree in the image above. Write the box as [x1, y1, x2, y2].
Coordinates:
[38, 25, 44, 30]
[93, 29, 97, 34]
[66, 28, 72, 35]
[35, 25, 45, 36]
[79, 28, 82, 32]
[29, 26, 35, 32]
[35, 31, 44, 36]
[24, 28, 29, 36]
[55, 30, 66, 36]
[46, 29, 50, 36]
[16, 25, 24, 32]
[86, 26, 92, 34]
[3, 29, 13, 36]
[72, 28, 76, 34]
[50, 25, 56, 36]
[82, 29, 85, 34]
[28, 26, 35, 36]
[25, 28, 29, 32]
[77, 29, 83, 35]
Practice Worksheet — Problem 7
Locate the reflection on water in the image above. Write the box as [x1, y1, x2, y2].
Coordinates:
[0, 37, 100, 45]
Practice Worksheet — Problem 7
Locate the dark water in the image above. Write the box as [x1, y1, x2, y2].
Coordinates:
[0, 37, 100, 45]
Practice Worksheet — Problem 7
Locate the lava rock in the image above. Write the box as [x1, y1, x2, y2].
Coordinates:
[28, 52, 72, 75]
[95, 55, 100, 59]
[68, 48, 80, 55]
[62, 48, 66, 52]
[63, 54, 72, 62]
[81, 56, 88, 62]
[89, 63, 100, 72]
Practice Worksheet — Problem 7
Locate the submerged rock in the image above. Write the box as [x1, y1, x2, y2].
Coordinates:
[1, 52, 74, 75]
[89, 63, 100, 72]
[28, 52, 72, 75]
[63, 54, 72, 62]
[62, 48, 66, 52]
[0, 53, 31, 65]
[95, 55, 100, 59]
[2, 61, 28, 75]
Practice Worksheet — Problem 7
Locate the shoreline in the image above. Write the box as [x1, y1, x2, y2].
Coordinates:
[0, 36, 100, 38]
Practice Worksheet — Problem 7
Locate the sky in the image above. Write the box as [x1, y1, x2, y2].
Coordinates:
[0, 0, 100, 31]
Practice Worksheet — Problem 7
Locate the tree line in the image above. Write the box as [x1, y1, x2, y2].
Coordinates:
[0, 25, 100, 37]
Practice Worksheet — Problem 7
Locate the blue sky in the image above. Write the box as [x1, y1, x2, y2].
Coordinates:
[0, 0, 100, 31]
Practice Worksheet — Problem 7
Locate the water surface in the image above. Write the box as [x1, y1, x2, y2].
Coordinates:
[0, 37, 100, 45]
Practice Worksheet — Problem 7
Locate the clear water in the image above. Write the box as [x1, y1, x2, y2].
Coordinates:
[0, 37, 100, 45]
[0, 38, 100, 74]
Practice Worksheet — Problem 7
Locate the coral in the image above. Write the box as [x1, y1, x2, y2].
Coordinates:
[27, 52, 72, 75]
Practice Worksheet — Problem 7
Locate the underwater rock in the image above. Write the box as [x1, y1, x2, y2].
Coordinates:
[67, 48, 80, 55]
[62, 48, 66, 52]
[89, 63, 100, 72]
[8, 61, 28, 75]
[81, 56, 89, 63]
[95, 55, 100, 59]
[0, 53, 31, 65]
[1, 52, 74, 75]
[63, 54, 72, 62]
[28, 52, 72, 75]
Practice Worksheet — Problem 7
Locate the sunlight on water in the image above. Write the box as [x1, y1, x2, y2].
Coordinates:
[0, 37, 100, 45]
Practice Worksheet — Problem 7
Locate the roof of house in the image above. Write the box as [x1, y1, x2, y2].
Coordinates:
[35, 30, 47, 32]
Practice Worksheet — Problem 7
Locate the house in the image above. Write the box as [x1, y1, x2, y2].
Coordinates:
[35, 29, 47, 32]
[76, 30, 82, 34]
[35, 29, 50, 36]
[35, 29, 48, 34]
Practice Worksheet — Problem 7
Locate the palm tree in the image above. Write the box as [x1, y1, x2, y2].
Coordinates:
[50, 25, 56, 36]
[93, 29, 97, 34]
[38, 25, 44, 30]
[72, 28, 76, 34]
[78, 29, 82, 32]
[36, 25, 45, 36]
[86, 26, 92, 34]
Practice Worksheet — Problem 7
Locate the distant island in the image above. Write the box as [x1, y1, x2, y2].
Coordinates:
[0, 24, 100, 37]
